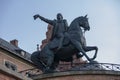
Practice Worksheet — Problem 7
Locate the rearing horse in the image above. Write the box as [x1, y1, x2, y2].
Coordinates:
[31, 15, 98, 73]
[66, 15, 98, 61]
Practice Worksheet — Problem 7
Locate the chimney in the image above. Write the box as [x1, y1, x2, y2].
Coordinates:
[10, 39, 18, 47]
[37, 44, 39, 51]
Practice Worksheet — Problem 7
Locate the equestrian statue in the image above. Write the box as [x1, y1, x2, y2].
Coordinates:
[31, 13, 98, 73]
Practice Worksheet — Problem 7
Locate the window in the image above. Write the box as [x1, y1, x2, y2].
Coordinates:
[5, 61, 10, 68]
[15, 49, 26, 57]
[21, 51, 26, 56]
[4, 61, 17, 71]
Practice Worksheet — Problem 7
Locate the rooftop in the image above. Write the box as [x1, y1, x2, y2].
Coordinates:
[0, 38, 32, 63]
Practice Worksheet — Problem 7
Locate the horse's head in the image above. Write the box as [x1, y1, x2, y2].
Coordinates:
[78, 15, 90, 31]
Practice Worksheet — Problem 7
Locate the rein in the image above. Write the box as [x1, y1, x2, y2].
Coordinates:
[82, 28, 86, 37]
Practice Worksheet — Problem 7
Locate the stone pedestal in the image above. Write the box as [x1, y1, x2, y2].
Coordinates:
[32, 70, 120, 80]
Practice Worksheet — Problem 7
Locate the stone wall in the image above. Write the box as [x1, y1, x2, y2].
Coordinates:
[33, 71, 120, 80]
[0, 48, 35, 80]
[0, 63, 32, 80]
[0, 49, 34, 72]
[0, 72, 20, 80]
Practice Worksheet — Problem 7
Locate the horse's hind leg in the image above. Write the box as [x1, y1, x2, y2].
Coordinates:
[46, 48, 54, 67]
[58, 33, 64, 50]
[31, 51, 46, 72]
[49, 56, 59, 71]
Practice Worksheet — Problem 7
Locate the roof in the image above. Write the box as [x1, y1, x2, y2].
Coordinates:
[0, 38, 32, 63]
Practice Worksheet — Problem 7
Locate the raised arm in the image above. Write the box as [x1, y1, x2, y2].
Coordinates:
[33, 14, 54, 25]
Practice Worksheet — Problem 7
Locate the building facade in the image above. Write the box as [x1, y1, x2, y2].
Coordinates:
[0, 38, 35, 80]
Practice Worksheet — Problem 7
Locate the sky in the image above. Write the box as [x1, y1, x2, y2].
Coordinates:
[0, 0, 120, 64]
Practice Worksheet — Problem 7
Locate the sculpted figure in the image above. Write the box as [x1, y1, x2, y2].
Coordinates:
[31, 14, 98, 73]
[34, 13, 67, 50]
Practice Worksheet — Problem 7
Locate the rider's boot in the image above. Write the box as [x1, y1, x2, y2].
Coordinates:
[57, 37, 64, 50]
[43, 67, 54, 73]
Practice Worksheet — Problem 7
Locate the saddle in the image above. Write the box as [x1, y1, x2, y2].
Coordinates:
[48, 37, 70, 49]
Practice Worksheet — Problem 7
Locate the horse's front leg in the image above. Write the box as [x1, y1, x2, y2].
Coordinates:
[70, 40, 92, 61]
[83, 46, 98, 60]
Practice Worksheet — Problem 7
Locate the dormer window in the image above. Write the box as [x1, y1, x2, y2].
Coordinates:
[15, 49, 26, 57]
[21, 51, 26, 56]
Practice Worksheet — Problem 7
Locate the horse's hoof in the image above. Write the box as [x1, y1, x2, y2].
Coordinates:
[89, 60, 98, 64]
[53, 69, 59, 72]
[43, 68, 54, 74]
[76, 54, 83, 58]
[57, 48, 61, 51]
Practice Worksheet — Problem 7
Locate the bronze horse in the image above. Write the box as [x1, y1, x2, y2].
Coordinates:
[31, 15, 98, 73]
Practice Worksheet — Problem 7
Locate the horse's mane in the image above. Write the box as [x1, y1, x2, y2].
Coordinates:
[68, 16, 84, 31]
